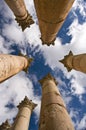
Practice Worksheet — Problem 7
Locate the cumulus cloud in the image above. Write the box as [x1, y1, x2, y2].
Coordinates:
[70, 109, 86, 130]
[68, 19, 86, 54]
[0, 35, 13, 54]
[72, 0, 86, 19]
[0, 0, 86, 129]
[0, 72, 40, 124]
[24, 24, 41, 46]
[40, 13, 86, 70]
[2, 22, 24, 44]
[78, 114, 86, 130]
[39, 2, 86, 97]
[67, 71, 86, 95]
[40, 19, 86, 102]
[0, 0, 41, 125]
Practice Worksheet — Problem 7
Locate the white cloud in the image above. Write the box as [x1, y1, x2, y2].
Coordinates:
[72, 0, 86, 18]
[0, 35, 12, 54]
[0, 72, 40, 124]
[39, 7, 86, 98]
[40, 16, 86, 70]
[69, 109, 79, 127]
[0, 0, 41, 124]
[71, 111, 86, 130]
[78, 114, 86, 130]
[41, 38, 72, 71]
[67, 71, 86, 95]
[2, 22, 25, 44]
[34, 98, 41, 119]
[24, 23, 41, 46]
[1, 0, 41, 48]
[24, 0, 37, 18]
[68, 19, 86, 54]
[0, 0, 86, 129]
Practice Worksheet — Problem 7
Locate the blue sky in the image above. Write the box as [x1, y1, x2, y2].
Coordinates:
[0, 0, 86, 130]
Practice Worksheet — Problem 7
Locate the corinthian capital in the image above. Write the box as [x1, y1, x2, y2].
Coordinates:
[0, 120, 11, 130]
[39, 73, 58, 86]
[17, 96, 37, 110]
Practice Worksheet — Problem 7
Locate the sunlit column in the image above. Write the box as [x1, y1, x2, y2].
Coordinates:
[12, 96, 37, 130]
[0, 54, 33, 83]
[34, 0, 75, 46]
[39, 73, 74, 130]
[5, 0, 34, 31]
[60, 51, 86, 73]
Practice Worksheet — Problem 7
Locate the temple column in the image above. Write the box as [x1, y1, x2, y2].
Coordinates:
[0, 54, 33, 83]
[5, 0, 34, 31]
[0, 120, 11, 130]
[34, 0, 75, 46]
[39, 73, 74, 130]
[12, 96, 37, 130]
[60, 51, 86, 73]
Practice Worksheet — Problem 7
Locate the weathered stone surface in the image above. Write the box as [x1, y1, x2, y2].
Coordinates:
[34, 0, 75, 45]
[17, 96, 37, 110]
[12, 96, 37, 130]
[39, 73, 74, 130]
[39, 73, 58, 86]
[5, 0, 34, 30]
[0, 54, 32, 83]
[60, 51, 86, 73]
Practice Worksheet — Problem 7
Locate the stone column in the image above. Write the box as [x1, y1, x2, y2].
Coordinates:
[0, 54, 33, 83]
[60, 51, 86, 73]
[39, 73, 74, 130]
[5, 0, 34, 31]
[0, 120, 11, 130]
[12, 96, 37, 130]
[34, 0, 75, 46]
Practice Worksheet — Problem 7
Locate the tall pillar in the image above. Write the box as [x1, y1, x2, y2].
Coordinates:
[0, 54, 33, 83]
[12, 96, 37, 130]
[5, 0, 34, 31]
[34, 0, 75, 46]
[0, 120, 11, 130]
[60, 51, 86, 73]
[39, 73, 74, 130]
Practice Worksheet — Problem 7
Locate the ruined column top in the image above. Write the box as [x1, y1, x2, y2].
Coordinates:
[17, 96, 37, 110]
[59, 51, 73, 72]
[0, 120, 11, 130]
[39, 73, 58, 86]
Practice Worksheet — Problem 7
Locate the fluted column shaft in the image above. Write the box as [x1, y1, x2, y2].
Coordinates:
[5, 0, 34, 30]
[0, 54, 32, 83]
[39, 74, 74, 130]
[34, 0, 75, 45]
[12, 96, 37, 130]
